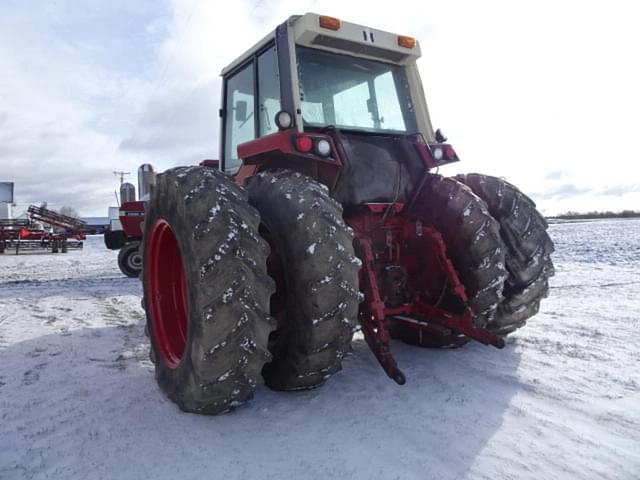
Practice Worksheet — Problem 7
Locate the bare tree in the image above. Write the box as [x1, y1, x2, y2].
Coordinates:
[58, 205, 80, 219]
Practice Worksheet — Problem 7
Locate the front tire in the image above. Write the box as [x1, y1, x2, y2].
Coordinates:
[118, 243, 142, 278]
[142, 166, 275, 414]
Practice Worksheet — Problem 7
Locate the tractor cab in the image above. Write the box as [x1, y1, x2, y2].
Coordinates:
[220, 13, 459, 204]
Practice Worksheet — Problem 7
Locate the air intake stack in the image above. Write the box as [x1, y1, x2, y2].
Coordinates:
[120, 182, 136, 203]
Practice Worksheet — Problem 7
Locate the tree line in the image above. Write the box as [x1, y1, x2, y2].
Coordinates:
[548, 210, 640, 220]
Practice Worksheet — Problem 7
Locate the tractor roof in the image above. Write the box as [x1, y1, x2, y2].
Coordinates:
[220, 12, 422, 76]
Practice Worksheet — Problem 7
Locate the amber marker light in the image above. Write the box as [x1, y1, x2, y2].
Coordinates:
[398, 35, 417, 48]
[319, 15, 341, 31]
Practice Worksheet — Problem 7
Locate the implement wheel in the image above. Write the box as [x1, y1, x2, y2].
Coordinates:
[142, 166, 275, 414]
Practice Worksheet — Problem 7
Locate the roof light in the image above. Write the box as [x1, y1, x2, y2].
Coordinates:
[319, 15, 341, 31]
[398, 35, 416, 48]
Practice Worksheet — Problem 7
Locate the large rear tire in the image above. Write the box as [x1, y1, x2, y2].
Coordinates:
[394, 174, 507, 347]
[142, 166, 275, 414]
[118, 242, 142, 278]
[454, 173, 555, 335]
[246, 170, 360, 391]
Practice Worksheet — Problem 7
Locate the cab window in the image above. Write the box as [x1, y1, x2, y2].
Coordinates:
[224, 62, 255, 173]
[257, 46, 281, 137]
[223, 44, 280, 173]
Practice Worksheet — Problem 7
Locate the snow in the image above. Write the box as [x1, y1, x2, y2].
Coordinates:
[222, 287, 234, 304]
[1, 222, 640, 479]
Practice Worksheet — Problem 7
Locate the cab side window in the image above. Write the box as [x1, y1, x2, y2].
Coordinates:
[224, 63, 255, 173]
[257, 46, 281, 137]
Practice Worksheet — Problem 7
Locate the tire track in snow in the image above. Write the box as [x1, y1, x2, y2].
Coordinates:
[93, 294, 149, 372]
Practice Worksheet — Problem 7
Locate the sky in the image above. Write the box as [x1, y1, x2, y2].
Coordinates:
[0, 0, 638, 216]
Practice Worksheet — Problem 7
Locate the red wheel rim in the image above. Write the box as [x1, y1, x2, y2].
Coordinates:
[147, 219, 189, 369]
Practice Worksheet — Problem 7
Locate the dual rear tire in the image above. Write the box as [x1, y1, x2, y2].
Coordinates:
[454, 174, 554, 335]
[396, 173, 553, 348]
[142, 167, 358, 414]
[142, 166, 276, 414]
[246, 170, 360, 391]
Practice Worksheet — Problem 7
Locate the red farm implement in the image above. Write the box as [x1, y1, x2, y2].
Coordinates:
[0, 205, 85, 255]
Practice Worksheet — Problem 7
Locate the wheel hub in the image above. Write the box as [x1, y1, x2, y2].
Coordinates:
[128, 249, 142, 270]
[146, 219, 189, 369]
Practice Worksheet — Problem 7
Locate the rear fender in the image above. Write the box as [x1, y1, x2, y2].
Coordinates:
[235, 130, 342, 188]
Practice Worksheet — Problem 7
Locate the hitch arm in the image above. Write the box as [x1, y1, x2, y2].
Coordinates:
[355, 237, 406, 385]
[414, 301, 505, 349]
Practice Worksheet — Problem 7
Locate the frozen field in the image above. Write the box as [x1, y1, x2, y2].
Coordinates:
[1, 220, 639, 480]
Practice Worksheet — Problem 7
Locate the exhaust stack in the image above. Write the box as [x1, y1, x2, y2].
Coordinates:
[138, 164, 156, 201]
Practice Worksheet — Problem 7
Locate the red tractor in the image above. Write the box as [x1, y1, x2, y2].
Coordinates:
[141, 13, 554, 414]
[104, 165, 155, 277]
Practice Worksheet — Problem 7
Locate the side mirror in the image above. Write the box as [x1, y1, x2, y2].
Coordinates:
[235, 101, 248, 122]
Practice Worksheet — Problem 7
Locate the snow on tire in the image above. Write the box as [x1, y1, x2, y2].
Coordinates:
[142, 166, 275, 414]
[246, 170, 360, 391]
[454, 173, 555, 335]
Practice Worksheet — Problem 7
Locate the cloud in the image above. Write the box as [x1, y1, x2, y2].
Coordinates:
[532, 183, 593, 200]
[0, 1, 162, 215]
[119, 79, 220, 159]
[544, 170, 572, 181]
[1, 0, 639, 217]
[598, 183, 640, 197]
[531, 181, 640, 204]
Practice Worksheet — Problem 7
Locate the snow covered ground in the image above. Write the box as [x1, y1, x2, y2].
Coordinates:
[1, 221, 639, 480]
